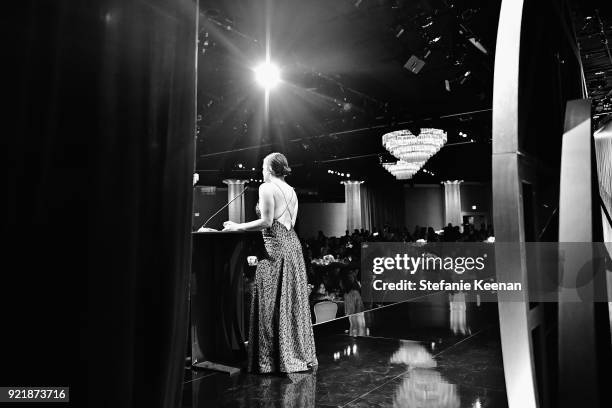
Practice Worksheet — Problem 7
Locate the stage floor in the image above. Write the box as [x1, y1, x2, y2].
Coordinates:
[183, 293, 508, 407]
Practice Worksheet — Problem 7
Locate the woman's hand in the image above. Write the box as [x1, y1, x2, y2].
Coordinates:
[222, 221, 241, 231]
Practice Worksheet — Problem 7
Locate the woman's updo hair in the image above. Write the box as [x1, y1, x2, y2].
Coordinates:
[265, 152, 292, 177]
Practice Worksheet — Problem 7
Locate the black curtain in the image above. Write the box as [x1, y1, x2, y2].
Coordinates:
[360, 183, 406, 232]
[7, 1, 198, 407]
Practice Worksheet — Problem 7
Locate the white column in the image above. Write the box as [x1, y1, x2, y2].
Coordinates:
[491, 2, 538, 407]
[442, 180, 463, 227]
[342, 180, 363, 233]
[223, 179, 248, 223]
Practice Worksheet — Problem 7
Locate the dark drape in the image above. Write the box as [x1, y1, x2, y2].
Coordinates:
[7, 1, 197, 407]
[360, 183, 406, 232]
[89, 1, 198, 407]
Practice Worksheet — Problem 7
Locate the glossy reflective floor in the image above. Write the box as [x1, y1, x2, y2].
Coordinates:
[183, 293, 508, 407]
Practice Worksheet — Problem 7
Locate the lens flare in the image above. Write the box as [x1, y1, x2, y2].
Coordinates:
[254, 62, 280, 90]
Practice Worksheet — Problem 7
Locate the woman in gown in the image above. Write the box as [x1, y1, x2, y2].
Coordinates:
[223, 152, 318, 373]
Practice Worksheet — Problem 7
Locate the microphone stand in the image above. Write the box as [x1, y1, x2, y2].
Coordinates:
[195, 185, 249, 231]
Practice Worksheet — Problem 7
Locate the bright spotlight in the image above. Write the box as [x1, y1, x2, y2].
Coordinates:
[254, 62, 280, 90]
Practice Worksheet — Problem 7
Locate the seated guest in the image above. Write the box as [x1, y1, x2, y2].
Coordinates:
[320, 242, 330, 256]
[305, 262, 315, 284]
[316, 230, 326, 246]
[475, 224, 487, 241]
[329, 265, 342, 291]
[419, 227, 427, 240]
[479, 223, 487, 235]
[303, 242, 313, 262]
[443, 223, 460, 241]
[311, 282, 331, 303]
[401, 227, 412, 242]
[341, 230, 351, 245]
[453, 226, 461, 241]
[427, 227, 439, 242]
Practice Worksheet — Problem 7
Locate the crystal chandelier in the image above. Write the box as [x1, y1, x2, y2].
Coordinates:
[382, 160, 424, 180]
[381, 128, 447, 179]
[382, 128, 447, 163]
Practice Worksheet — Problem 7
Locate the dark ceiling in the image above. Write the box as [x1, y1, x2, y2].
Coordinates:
[195, 0, 501, 193]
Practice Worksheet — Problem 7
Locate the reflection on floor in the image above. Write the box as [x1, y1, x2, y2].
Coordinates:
[183, 293, 508, 407]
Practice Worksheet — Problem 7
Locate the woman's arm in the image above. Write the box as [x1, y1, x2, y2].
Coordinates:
[291, 197, 298, 227]
[223, 183, 274, 231]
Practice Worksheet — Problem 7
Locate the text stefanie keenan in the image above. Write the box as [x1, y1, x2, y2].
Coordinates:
[372, 279, 522, 292]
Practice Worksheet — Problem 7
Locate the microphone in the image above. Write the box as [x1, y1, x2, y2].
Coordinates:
[195, 185, 249, 231]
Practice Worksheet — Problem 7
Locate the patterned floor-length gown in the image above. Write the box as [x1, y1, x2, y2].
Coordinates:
[249, 185, 318, 373]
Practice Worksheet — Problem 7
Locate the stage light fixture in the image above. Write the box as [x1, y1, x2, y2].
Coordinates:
[421, 17, 434, 29]
[404, 55, 426, 74]
[254, 62, 280, 90]
[468, 37, 488, 55]
[460, 71, 471, 85]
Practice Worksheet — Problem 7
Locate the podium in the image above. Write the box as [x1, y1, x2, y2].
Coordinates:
[190, 231, 263, 374]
